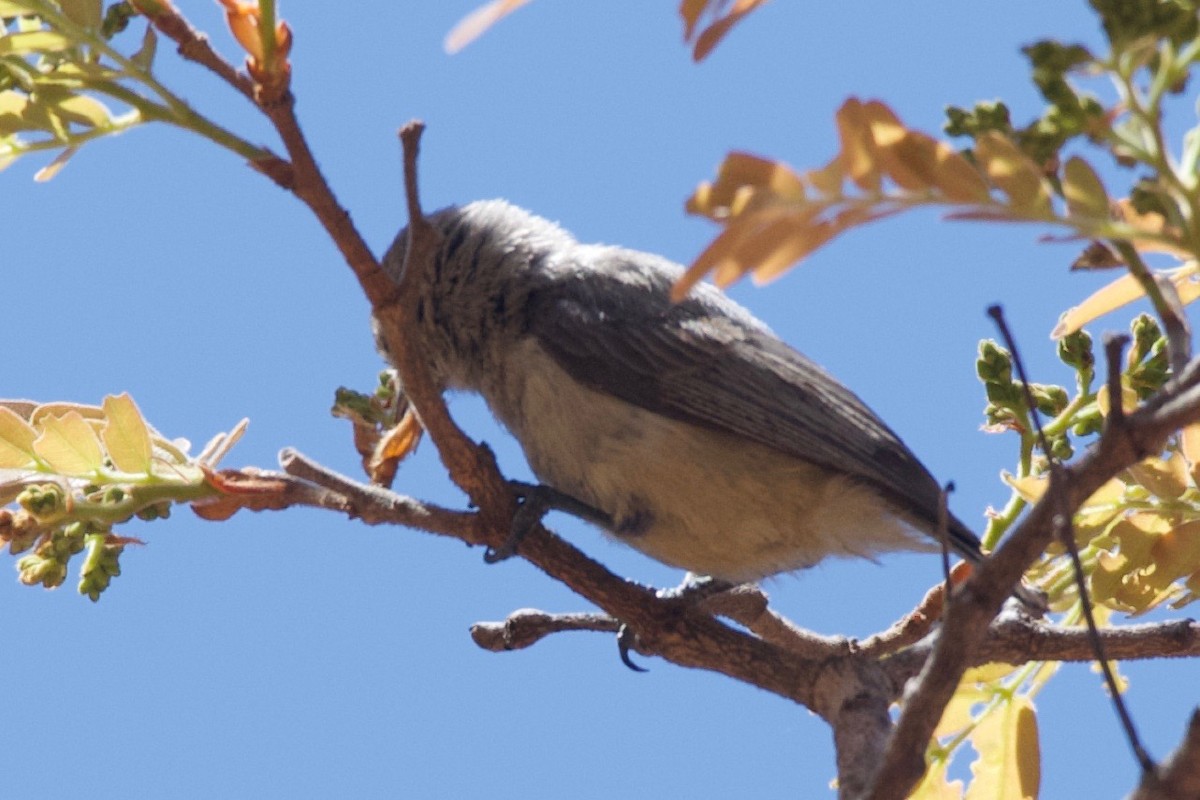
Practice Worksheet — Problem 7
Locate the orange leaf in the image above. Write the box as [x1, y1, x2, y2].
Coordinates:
[835, 98, 880, 192]
[973, 132, 1052, 215]
[445, 0, 532, 54]
[932, 145, 991, 203]
[688, 0, 770, 62]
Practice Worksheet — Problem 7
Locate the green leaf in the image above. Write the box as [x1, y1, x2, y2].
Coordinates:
[0, 88, 40, 135]
[101, 393, 152, 474]
[1062, 156, 1109, 217]
[0, 2, 34, 17]
[0, 405, 38, 468]
[33, 410, 104, 475]
[58, 0, 102, 31]
[130, 23, 155, 71]
[0, 31, 76, 56]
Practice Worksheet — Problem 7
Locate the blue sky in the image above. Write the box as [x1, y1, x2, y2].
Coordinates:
[4, 2, 1197, 798]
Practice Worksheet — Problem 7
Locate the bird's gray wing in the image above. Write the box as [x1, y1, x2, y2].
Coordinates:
[525, 252, 981, 557]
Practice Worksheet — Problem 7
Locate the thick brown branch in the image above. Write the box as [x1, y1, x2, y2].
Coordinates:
[369, 123, 518, 534]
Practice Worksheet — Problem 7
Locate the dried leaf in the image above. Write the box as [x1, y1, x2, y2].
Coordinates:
[686, 151, 804, 218]
[34, 147, 78, 182]
[100, 393, 153, 474]
[972, 132, 1052, 215]
[33, 411, 104, 475]
[1071, 241, 1123, 270]
[835, 98, 881, 192]
[368, 408, 424, 487]
[444, 0, 532, 54]
[931, 144, 991, 203]
[686, 0, 770, 62]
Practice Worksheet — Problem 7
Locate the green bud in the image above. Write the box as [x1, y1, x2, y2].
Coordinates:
[944, 101, 1012, 139]
[1049, 436, 1074, 461]
[135, 501, 172, 521]
[78, 536, 123, 601]
[985, 380, 1025, 408]
[17, 484, 66, 521]
[102, 2, 137, 39]
[1057, 326, 1094, 368]
[17, 553, 67, 589]
[1031, 383, 1070, 416]
[1129, 313, 1162, 364]
[1090, 0, 1200, 49]
[1073, 414, 1103, 437]
[977, 340, 1014, 383]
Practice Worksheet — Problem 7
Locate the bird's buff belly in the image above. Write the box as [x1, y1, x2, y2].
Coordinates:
[484, 341, 930, 583]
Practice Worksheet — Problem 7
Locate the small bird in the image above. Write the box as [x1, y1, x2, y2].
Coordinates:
[376, 199, 985, 585]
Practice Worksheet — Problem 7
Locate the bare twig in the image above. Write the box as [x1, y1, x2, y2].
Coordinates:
[277, 449, 483, 540]
[997, 311, 1153, 772]
[470, 609, 621, 652]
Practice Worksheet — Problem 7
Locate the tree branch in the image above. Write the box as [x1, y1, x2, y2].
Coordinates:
[867, 350, 1200, 799]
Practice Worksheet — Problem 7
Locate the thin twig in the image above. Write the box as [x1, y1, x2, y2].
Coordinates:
[992, 307, 1154, 773]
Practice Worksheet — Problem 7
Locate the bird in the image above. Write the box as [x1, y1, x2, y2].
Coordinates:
[375, 199, 988, 586]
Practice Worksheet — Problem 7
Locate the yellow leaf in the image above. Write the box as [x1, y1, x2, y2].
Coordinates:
[0, 406, 39, 469]
[444, 0, 532, 54]
[965, 696, 1040, 800]
[1180, 424, 1200, 481]
[1151, 519, 1200, 581]
[33, 411, 105, 476]
[1053, 261, 1200, 339]
[1062, 156, 1109, 218]
[1052, 273, 1140, 339]
[1125, 451, 1190, 500]
[936, 665, 1014, 738]
[909, 758, 965, 800]
[0, 31, 76, 56]
[101, 393, 153, 474]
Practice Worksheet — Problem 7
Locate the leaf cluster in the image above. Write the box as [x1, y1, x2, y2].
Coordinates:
[0, 394, 241, 599]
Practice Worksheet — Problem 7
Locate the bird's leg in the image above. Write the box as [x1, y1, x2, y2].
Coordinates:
[483, 481, 614, 563]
